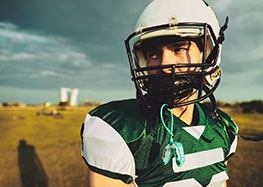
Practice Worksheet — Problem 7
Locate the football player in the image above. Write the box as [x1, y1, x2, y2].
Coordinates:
[81, 0, 238, 186]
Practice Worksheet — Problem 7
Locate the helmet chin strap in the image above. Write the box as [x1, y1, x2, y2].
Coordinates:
[204, 86, 263, 142]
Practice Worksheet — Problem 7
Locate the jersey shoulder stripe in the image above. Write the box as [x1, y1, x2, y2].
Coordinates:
[89, 99, 146, 143]
[81, 113, 136, 183]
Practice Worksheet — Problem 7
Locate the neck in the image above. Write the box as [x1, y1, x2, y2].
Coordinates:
[171, 103, 197, 126]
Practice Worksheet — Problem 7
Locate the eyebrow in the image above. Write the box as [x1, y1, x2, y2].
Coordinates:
[168, 40, 190, 48]
[141, 38, 190, 54]
[141, 37, 203, 54]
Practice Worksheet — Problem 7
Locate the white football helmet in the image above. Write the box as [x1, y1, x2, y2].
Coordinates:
[125, 0, 228, 108]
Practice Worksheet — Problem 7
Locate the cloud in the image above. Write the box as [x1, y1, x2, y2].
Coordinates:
[0, 21, 94, 89]
[0, 20, 133, 93]
[205, 0, 263, 90]
[0, 0, 262, 103]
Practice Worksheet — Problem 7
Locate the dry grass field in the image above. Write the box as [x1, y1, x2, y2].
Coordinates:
[226, 112, 263, 187]
[0, 105, 93, 187]
[0, 105, 262, 187]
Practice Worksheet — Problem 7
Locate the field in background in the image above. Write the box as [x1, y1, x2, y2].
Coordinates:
[226, 112, 263, 187]
[0, 106, 93, 187]
[0, 106, 262, 187]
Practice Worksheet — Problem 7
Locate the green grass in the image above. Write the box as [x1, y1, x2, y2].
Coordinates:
[0, 106, 262, 187]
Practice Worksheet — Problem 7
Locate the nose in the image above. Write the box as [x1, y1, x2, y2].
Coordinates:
[161, 47, 175, 65]
[161, 47, 177, 73]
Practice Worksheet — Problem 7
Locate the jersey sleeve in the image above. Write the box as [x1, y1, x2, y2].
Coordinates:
[217, 110, 239, 159]
[80, 113, 136, 184]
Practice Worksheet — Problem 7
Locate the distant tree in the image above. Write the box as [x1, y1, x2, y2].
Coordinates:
[57, 101, 70, 107]
[240, 100, 263, 114]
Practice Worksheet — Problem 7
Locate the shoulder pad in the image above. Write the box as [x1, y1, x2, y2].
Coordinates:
[89, 99, 146, 143]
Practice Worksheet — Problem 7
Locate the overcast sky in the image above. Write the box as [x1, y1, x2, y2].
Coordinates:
[0, 0, 262, 104]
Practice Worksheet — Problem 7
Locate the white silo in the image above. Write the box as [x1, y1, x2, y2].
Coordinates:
[60, 87, 71, 102]
[70, 88, 79, 106]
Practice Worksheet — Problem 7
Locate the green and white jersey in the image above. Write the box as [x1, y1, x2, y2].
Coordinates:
[81, 99, 238, 187]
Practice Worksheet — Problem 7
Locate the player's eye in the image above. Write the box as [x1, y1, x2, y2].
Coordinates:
[170, 41, 191, 54]
[173, 47, 187, 53]
[146, 50, 161, 60]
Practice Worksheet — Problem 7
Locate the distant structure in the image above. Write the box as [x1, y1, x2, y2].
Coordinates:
[60, 87, 79, 106]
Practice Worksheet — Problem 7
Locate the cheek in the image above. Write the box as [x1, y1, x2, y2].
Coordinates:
[146, 60, 158, 67]
[177, 50, 201, 72]
[189, 51, 201, 72]
[146, 60, 160, 75]
[189, 50, 201, 64]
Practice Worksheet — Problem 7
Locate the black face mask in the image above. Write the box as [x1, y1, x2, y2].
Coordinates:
[144, 73, 203, 108]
